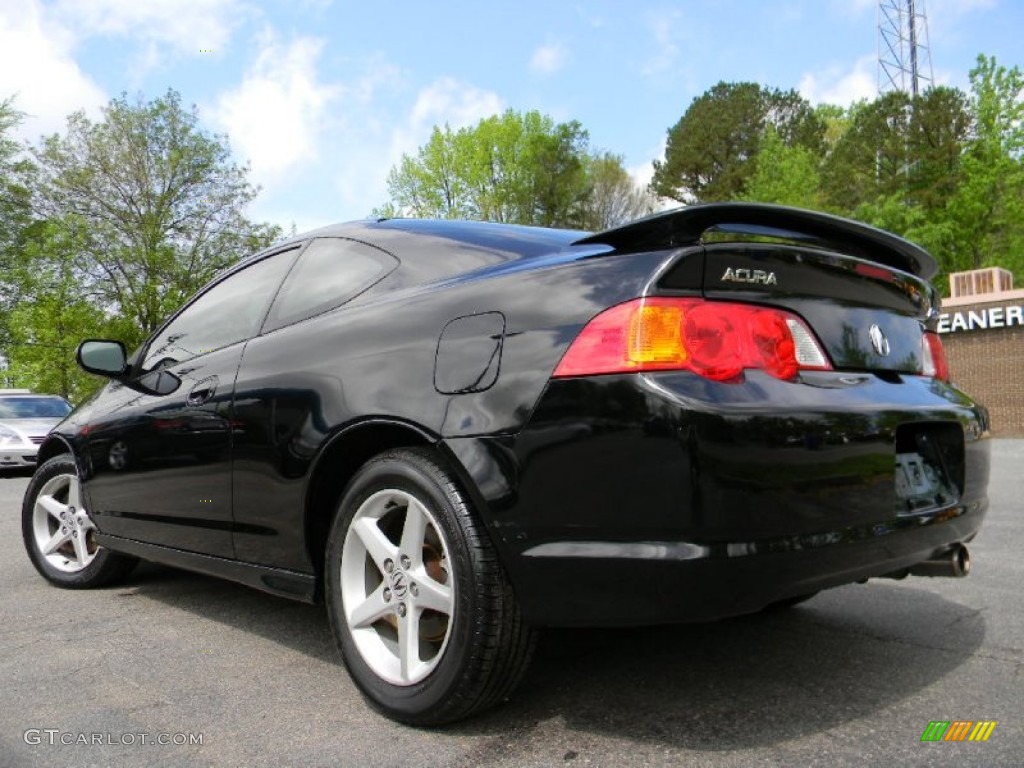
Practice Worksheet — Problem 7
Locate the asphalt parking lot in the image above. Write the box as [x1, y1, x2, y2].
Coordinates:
[1, 441, 1021, 768]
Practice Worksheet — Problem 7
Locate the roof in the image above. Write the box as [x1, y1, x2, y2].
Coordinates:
[284, 218, 589, 260]
[257, 204, 939, 281]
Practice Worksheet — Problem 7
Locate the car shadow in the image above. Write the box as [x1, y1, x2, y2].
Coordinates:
[0, 467, 36, 479]
[124, 562, 984, 750]
[455, 582, 986, 750]
[123, 561, 339, 665]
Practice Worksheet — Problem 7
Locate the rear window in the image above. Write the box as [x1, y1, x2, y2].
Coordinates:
[0, 396, 72, 418]
[262, 238, 395, 332]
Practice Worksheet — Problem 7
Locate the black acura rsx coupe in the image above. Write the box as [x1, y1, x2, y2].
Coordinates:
[23, 203, 989, 725]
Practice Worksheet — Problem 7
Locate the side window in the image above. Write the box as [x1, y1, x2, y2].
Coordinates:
[262, 238, 395, 332]
[143, 247, 299, 368]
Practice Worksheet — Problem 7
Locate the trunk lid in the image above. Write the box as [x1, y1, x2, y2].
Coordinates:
[700, 242, 937, 373]
[575, 203, 941, 375]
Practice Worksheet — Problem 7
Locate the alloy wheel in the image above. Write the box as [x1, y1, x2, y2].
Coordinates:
[31, 473, 99, 573]
[340, 488, 454, 686]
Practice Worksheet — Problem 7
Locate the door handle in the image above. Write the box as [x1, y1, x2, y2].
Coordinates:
[186, 375, 218, 407]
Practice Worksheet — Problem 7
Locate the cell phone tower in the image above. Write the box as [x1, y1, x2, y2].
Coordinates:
[877, 0, 935, 96]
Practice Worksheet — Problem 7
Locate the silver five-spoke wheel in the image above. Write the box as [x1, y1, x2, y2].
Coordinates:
[23, 455, 138, 588]
[31, 472, 98, 573]
[325, 448, 534, 725]
[341, 489, 454, 685]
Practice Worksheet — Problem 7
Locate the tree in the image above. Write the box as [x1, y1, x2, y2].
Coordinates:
[0, 98, 31, 248]
[819, 93, 910, 213]
[381, 110, 593, 228]
[651, 82, 824, 203]
[4, 220, 119, 400]
[907, 86, 973, 212]
[31, 90, 282, 339]
[820, 88, 971, 216]
[581, 151, 657, 230]
[735, 127, 822, 209]
[0, 97, 36, 355]
[385, 126, 472, 220]
[941, 55, 1024, 275]
[644, 58, 1022, 288]
[848, 58, 1024, 283]
[815, 103, 853, 156]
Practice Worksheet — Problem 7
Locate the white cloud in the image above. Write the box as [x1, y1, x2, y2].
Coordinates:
[628, 139, 675, 212]
[329, 77, 504, 217]
[845, 0, 995, 14]
[0, 0, 246, 141]
[842, 0, 878, 12]
[530, 44, 567, 75]
[217, 44, 414, 224]
[0, 1, 107, 140]
[628, 158, 656, 190]
[388, 75, 503, 172]
[407, 77, 503, 135]
[211, 34, 340, 187]
[799, 55, 878, 106]
[53, 0, 243, 57]
[574, 5, 605, 28]
[642, 12, 683, 76]
[934, 0, 997, 12]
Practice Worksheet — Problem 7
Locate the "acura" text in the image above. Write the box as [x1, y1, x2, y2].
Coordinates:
[721, 267, 778, 286]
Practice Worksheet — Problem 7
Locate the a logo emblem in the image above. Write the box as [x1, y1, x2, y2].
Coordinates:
[868, 324, 890, 356]
[389, 570, 408, 599]
[720, 267, 777, 286]
[921, 720, 997, 742]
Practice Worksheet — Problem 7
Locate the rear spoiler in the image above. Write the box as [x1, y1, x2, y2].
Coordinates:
[573, 202, 938, 280]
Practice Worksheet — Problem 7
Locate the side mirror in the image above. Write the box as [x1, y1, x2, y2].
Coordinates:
[77, 339, 128, 377]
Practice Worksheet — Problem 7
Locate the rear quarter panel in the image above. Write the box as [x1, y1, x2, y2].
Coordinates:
[228, 242, 677, 571]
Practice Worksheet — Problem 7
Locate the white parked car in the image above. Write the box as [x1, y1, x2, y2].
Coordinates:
[0, 392, 72, 470]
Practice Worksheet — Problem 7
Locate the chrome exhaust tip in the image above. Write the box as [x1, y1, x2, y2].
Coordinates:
[907, 544, 971, 578]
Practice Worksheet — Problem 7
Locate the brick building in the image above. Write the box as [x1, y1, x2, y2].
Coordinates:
[938, 267, 1024, 436]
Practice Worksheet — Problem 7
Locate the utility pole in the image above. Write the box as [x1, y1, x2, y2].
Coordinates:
[878, 0, 934, 97]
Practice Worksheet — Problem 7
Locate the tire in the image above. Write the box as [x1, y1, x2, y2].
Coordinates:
[325, 447, 535, 726]
[22, 455, 138, 589]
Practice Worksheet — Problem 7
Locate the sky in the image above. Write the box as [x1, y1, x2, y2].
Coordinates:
[0, 0, 1020, 234]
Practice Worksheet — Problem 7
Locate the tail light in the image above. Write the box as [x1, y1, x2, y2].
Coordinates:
[553, 297, 831, 382]
[921, 331, 950, 381]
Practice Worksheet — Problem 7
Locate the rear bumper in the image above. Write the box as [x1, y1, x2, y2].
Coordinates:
[444, 370, 991, 626]
[511, 503, 985, 625]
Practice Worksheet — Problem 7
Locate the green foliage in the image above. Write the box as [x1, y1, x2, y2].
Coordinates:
[4, 220, 117, 400]
[0, 98, 36, 352]
[383, 126, 473, 220]
[31, 89, 282, 336]
[384, 109, 593, 227]
[940, 56, 1024, 276]
[654, 55, 1024, 287]
[815, 103, 853, 155]
[381, 110, 652, 230]
[849, 58, 1024, 282]
[819, 93, 910, 212]
[0, 89, 282, 398]
[651, 81, 824, 203]
[907, 86, 973, 212]
[736, 128, 822, 209]
[820, 88, 971, 216]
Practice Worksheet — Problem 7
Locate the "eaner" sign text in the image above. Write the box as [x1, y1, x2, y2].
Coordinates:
[937, 305, 1024, 334]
